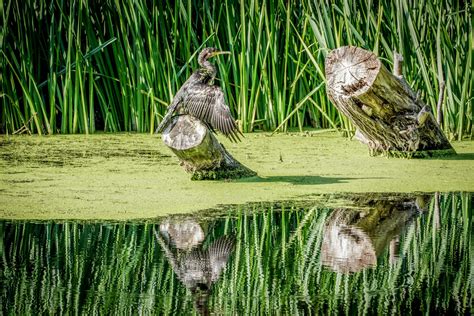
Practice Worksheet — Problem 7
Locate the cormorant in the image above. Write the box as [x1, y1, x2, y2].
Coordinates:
[156, 47, 241, 142]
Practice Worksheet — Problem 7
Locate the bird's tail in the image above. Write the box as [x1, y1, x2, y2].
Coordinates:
[155, 104, 178, 134]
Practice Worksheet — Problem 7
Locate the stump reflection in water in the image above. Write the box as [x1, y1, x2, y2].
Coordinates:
[321, 195, 429, 273]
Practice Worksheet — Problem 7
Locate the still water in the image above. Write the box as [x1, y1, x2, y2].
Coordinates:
[1, 193, 472, 315]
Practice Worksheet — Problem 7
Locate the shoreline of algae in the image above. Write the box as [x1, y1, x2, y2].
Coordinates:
[1, 132, 473, 220]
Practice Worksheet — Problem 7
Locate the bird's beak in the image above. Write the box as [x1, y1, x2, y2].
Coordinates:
[210, 51, 231, 58]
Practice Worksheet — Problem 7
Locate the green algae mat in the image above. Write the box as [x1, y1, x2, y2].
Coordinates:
[0, 132, 473, 220]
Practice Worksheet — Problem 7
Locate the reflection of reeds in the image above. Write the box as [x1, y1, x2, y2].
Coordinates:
[1, 193, 471, 314]
[1, 224, 194, 314]
[2, 1, 471, 139]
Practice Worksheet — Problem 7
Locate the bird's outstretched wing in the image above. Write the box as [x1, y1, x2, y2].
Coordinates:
[207, 236, 235, 282]
[183, 84, 242, 142]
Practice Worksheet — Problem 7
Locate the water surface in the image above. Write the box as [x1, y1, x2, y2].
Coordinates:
[2, 192, 471, 315]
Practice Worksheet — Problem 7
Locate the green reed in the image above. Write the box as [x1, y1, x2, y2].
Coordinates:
[1, 223, 192, 314]
[1, 193, 471, 314]
[2, 1, 472, 138]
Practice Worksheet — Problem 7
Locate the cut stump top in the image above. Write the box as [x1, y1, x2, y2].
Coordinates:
[325, 46, 381, 97]
[162, 115, 207, 150]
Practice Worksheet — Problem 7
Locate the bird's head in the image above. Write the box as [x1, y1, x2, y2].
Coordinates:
[198, 47, 230, 66]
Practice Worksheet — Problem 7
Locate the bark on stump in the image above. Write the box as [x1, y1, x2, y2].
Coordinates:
[162, 115, 256, 180]
[325, 46, 456, 158]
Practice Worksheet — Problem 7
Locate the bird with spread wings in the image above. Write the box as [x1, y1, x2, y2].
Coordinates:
[155, 47, 242, 142]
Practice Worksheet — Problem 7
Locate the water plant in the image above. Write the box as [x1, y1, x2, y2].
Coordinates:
[2, 1, 472, 139]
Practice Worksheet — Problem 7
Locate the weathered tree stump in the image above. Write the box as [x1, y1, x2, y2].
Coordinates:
[162, 115, 256, 180]
[325, 46, 456, 158]
[321, 194, 429, 273]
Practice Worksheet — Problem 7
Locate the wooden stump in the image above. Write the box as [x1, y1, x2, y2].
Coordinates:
[162, 115, 256, 180]
[325, 46, 456, 158]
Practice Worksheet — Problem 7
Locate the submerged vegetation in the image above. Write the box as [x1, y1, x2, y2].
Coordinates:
[1, 193, 472, 314]
[1, 1, 472, 139]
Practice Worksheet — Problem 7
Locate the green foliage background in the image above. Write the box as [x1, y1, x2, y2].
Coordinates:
[1, 0, 472, 139]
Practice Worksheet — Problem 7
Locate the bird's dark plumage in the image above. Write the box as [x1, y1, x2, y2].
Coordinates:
[154, 228, 235, 316]
[156, 47, 241, 142]
[178, 236, 235, 288]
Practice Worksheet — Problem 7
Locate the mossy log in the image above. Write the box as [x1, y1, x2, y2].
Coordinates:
[162, 115, 256, 180]
[325, 46, 456, 158]
[321, 194, 429, 273]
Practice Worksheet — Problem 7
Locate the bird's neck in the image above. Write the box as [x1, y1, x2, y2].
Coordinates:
[200, 61, 217, 84]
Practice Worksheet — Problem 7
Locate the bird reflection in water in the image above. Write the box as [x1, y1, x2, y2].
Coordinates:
[154, 219, 235, 315]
